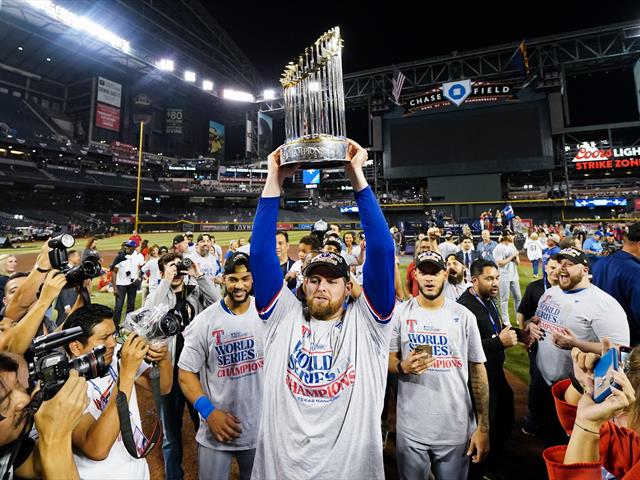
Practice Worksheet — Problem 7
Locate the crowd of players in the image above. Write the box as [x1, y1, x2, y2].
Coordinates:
[0, 139, 638, 480]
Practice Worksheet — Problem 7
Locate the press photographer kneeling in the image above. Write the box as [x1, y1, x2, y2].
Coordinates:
[0, 351, 88, 480]
[144, 253, 220, 480]
[62, 304, 172, 480]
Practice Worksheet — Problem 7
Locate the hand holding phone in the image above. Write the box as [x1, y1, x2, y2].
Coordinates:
[593, 348, 619, 403]
[414, 344, 432, 357]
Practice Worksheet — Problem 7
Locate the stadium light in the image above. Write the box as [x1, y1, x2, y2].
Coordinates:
[202, 80, 214, 91]
[184, 70, 196, 82]
[46, 57, 51, 62]
[156, 59, 174, 72]
[223, 89, 255, 102]
[26, 0, 131, 53]
[263, 89, 276, 100]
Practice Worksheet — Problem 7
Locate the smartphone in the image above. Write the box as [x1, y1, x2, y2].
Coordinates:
[414, 345, 432, 356]
[620, 346, 632, 374]
[593, 348, 619, 403]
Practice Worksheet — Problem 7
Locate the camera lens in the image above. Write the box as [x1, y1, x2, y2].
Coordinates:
[81, 258, 101, 277]
[48, 233, 75, 249]
[182, 258, 193, 268]
[160, 312, 183, 336]
[70, 344, 108, 379]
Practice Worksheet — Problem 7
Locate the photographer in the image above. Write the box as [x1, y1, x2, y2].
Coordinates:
[145, 253, 220, 480]
[54, 250, 81, 325]
[111, 240, 143, 326]
[0, 270, 66, 355]
[63, 304, 172, 479]
[0, 352, 88, 480]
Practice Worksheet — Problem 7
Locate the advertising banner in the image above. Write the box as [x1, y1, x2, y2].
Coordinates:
[208, 121, 225, 160]
[166, 108, 183, 135]
[571, 143, 640, 172]
[97, 77, 122, 108]
[201, 224, 230, 232]
[95, 102, 120, 132]
[404, 80, 516, 115]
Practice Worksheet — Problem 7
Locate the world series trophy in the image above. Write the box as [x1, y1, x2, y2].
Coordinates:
[280, 27, 348, 168]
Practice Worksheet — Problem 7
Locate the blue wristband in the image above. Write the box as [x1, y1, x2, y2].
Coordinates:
[194, 395, 215, 420]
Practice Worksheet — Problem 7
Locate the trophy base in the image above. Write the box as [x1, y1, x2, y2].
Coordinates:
[281, 136, 348, 169]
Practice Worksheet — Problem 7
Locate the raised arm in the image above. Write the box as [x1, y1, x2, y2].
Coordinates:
[4, 243, 52, 321]
[72, 335, 148, 461]
[0, 271, 66, 354]
[347, 140, 395, 322]
[251, 147, 298, 318]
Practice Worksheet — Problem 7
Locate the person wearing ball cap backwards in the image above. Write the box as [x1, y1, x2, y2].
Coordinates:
[250, 139, 395, 480]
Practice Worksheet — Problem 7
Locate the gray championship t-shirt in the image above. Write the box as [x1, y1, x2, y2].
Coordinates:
[178, 297, 265, 450]
[493, 243, 519, 281]
[535, 285, 629, 385]
[391, 297, 486, 445]
[252, 288, 392, 480]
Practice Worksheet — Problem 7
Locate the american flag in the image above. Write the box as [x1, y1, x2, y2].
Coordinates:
[392, 66, 406, 105]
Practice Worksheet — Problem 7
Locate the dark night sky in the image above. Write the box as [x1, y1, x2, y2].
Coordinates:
[207, 1, 640, 86]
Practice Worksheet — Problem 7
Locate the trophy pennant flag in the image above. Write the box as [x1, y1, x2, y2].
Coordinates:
[280, 27, 348, 168]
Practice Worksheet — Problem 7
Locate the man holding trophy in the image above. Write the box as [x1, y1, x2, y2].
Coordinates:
[250, 26, 396, 480]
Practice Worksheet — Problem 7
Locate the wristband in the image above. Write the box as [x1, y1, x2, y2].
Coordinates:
[397, 360, 406, 376]
[35, 262, 51, 273]
[569, 372, 584, 395]
[194, 395, 215, 420]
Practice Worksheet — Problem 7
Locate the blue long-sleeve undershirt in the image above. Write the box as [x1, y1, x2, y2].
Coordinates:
[250, 186, 395, 322]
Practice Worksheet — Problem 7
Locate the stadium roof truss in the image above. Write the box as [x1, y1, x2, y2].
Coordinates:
[0, 0, 260, 91]
[259, 21, 640, 113]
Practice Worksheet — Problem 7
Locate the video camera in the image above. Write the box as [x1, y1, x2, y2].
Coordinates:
[48, 234, 102, 288]
[119, 305, 185, 347]
[28, 327, 108, 401]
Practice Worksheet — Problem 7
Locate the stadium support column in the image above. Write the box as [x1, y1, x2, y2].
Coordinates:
[562, 134, 571, 197]
[134, 121, 144, 233]
[88, 77, 96, 143]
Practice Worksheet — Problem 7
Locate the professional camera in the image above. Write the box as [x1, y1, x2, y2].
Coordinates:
[600, 241, 620, 256]
[176, 257, 193, 275]
[28, 327, 108, 401]
[120, 305, 184, 347]
[48, 234, 102, 288]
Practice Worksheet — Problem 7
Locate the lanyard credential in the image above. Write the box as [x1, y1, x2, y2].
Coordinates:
[470, 289, 501, 334]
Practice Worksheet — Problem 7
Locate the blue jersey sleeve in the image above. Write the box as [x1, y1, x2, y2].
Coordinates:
[356, 186, 395, 323]
[250, 196, 284, 319]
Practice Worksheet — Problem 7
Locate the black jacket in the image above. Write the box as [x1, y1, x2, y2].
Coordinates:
[457, 288, 508, 383]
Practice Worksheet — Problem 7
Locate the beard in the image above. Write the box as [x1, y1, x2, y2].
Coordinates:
[227, 289, 249, 307]
[419, 281, 445, 301]
[447, 271, 464, 285]
[307, 296, 343, 320]
[559, 271, 583, 291]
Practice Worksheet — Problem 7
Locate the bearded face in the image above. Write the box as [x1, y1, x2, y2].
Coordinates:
[304, 272, 350, 320]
